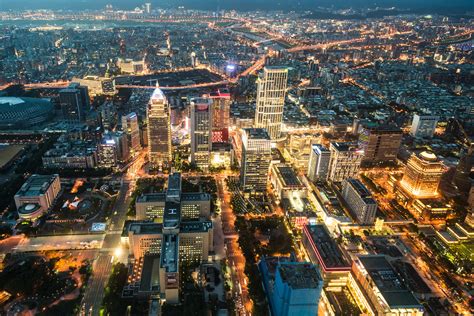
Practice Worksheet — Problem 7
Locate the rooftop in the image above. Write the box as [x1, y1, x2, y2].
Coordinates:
[345, 178, 372, 198]
[275, 164, 303, 187]
[180, 220, 213, 233]
[358, 255, 422, 309]
[160, 234, 178, 273]
[15, 174, 59, 198]
[304, 224, 351, 271]
[243, 128, 270, 140]
[330, 142, 360, 153]
[278, 262, 322, 289]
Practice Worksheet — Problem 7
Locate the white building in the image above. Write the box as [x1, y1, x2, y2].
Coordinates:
[307, 144, 331, 182]
[254, 67, 288, 140]
[342, 178, 377, 224]
[410, 114, 439, 138]
[327, 142, 363, 182]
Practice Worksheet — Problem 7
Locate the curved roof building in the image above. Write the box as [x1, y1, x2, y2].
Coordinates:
[0, 97, 54, 129]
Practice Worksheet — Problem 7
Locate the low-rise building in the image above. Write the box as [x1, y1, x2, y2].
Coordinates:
[14, 174, 61, 221]
[342, 179, 377, 224]
[352, 255, 424, 316]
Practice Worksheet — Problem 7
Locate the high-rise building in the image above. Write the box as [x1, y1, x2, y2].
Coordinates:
[59, 82, 90, 123]
[99, 131, 130, 167]
[342, 178, 377, 224]
[210, 89, 231, 143]
[254, 66, 288, 140]
[327, 142, 363, 182]
[122, 112, 141, 153]
[240, 128, 272, 193]
[399, 151, 444, 199]
[307, 144, 331, 182]
[410, 114, 439, 138]
[358, 124, 402, 166]
[147, 88, 172, 170]
[190, 98, 212, 170]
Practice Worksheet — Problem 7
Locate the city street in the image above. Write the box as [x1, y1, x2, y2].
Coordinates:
[81, 162, 137, 316]
[216, 175, 252, 315]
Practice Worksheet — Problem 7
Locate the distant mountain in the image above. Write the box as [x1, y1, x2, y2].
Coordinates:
[0, 0, 472, 13]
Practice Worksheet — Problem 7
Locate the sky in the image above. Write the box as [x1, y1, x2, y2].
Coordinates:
[0, 0, 472, 12]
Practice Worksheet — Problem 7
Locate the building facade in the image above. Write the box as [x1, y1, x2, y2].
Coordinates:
[327, 142, 363, 183]
[399, 151, 444, 199]
[358, 125, 402, 166]
[307, 144, 331, 182]
[240, 128, 272, 194]
[410, 114, 439, 138]
[122, 112, 141, 154]
[210, 89, 231, 144]
[147, 88, 172, 170]
[342, 178, 377, 224]
[254, 67, 288, 140]
[190, 98, 212, 170]
[59, 82, 90, 123]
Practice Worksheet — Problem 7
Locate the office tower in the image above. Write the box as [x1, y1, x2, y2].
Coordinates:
[327, 142, 363, 182]
[99, 131, 130, 167]
[147, 88, 172, 170]
[399, 151, 444, 199]
[254, 66, 288, 140]
[352, 255, 424, 316]
[358, 124, 402, 166]
[259, 258, 323, 316]
[210, 89, 231, 143]
[342, 178, 377, 224]
[59, 82, 90, 123]
[122, 112, 141, 153]
[307, 144, 330, 182]
[190, 98, 212, 170]
[144, 2, 151, 14]
[240, 128, 272, 193]
[410, 114, 439, 138]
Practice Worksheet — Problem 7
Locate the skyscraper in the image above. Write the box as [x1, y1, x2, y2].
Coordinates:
[147, 88, 172, 170]
[122, 112, 141, 154]
[254, 66, 288, 140]
[307, 144, 330, 182]
[240, 128, 272, 193]
[410, 114, 439, 138]
[59, 82, 90, 123]
[399, 151, 444, 198]
[327, 142, 363, 182]
[190, 98, 212, 170]
[210, 89, 231, 143]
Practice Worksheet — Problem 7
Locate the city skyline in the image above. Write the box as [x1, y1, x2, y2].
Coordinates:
[0, 4, 472, 316]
